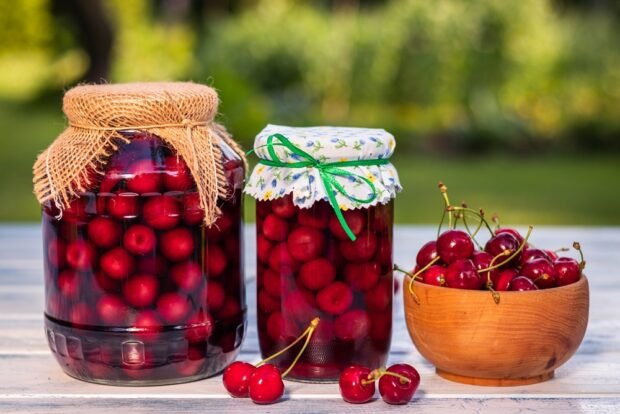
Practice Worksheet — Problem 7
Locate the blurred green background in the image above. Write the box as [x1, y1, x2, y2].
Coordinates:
[1, 0, 619, 224]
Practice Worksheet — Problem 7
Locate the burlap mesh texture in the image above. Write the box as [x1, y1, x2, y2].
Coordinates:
[32, 82, 247, 226]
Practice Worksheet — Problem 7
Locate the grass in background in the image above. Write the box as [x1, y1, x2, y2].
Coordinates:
[2, 102, 619, 225]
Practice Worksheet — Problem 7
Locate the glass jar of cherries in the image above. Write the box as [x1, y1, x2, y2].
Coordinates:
[246, 125, 402, 382]
[35, 83, 246, 385]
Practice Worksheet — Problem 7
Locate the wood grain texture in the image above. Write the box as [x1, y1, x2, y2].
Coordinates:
[0, 224, 619, 413]
[404, 275, 589, 385]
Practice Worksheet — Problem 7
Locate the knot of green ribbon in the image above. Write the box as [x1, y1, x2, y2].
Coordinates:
[253, 133, 389, 241]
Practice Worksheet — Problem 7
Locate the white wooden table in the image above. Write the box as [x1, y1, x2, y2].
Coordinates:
[1, 224, 619, 413]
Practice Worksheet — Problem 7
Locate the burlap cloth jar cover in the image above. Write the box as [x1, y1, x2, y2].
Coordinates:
[33, 82, 246, 224]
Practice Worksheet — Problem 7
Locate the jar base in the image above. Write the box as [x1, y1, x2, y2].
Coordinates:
[45, 315, 245, 386]
[436, 368, 554, 386]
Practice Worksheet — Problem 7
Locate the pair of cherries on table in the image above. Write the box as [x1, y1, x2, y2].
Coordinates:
[222, 318, 420, 405]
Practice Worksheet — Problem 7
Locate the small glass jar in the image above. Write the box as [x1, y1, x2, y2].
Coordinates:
[42, 131, 246, 385]
[247, 125, 401, 382]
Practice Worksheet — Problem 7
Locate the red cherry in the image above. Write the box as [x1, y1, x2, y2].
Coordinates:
[206, 210, 235, 240]
[335, 309, 370, 340]
[509, 276, 538, 291]
[416, 240, 439, 268]
[182, 192, 204, 225]
[485, 232, 521, 264]
[57, 269, 80, 298]
[445, 259, 483, 290]
[133, 310, 162, 337]
[298, 202, 330, 228]
[160, 227, 194, 262]
[171, 261, 203, 291]
[94, 270, 118, 292]
[107, 193, 140, 219]
[495, 227, 524, 245]
[100, 247, 135, 279]
[247, 364, 284, 405]
[266, 311, 288, 341]
[99, 168, 122, 193]
[437, 230, 474, 264]
[317, 281, 354, 315]
[206, 244, 228, 277]
[545, 249, 559, 261]
[69, 302, 96, 325]
[262, 269, 282, 298]
[554, 257, 582, 286]
[329, 210, 365, 240]
[378, 364, 420, 405]
[340, 231, 377, 262]
[163, 156, 194, 191]
[262, 214, 289, 242]
[471, 250, 493, 271]
[157, 292, 191, 324]
[364, 278, 392, 311]
[271, 194, 296, 218]
[268, 242, 299, 274]
[218, 296, 241, 319]
[287, 226, 325, 262]
[422, 264, 447, 286]
[126, 159, 162, 193]
[519, 248, 549, 267]
[299, 258, 336, 290]
[339, 365, 375, 404]
[143, 195, 180, 230]
[87, 217, 121, 248]
[258, 289, 281, 313]
[123, 224, 156, 255]
[282, 290, 315, 323]
[521, 258, 557, 289]
[344, 262, 381, 291]
[63, 198, 88, 223]
[205, 281, 226, 311]
[47, 238, 67, 268]
[97, 295, 128, 325]
[493, 268, 518, 291]
[223, 361, 256, 398]
[122, 273, 159, 308]
[369, 310, 391, 343]
[185, 311, 214, 343]
[257, 234, 273, 264]
[66, 240, 96, 271]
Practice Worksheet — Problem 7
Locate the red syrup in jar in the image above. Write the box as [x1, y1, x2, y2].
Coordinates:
[256, 195, 393, 382]
[42, 132, 246, 385]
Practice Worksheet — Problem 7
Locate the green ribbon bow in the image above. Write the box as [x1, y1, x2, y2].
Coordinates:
[253, 133, 390, 241]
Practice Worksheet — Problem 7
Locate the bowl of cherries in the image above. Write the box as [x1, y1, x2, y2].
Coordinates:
[399, 183, 589, 386]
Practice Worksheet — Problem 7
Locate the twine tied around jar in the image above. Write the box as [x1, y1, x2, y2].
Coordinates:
[32, 82, 247, 226]
[251, 133, 389, 241]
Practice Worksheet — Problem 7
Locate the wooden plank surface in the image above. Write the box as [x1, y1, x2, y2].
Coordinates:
[0, 224, 619, 413]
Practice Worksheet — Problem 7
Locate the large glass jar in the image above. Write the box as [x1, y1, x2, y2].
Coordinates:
[246, 125, 401, 382]
[42, 131, 246, 385]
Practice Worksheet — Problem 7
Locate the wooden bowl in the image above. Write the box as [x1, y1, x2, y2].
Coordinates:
[403, 276, 589, 386]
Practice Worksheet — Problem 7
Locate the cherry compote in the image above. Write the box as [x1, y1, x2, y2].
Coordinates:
[256, 196, 394, 382]
[42, 132, 246, 385]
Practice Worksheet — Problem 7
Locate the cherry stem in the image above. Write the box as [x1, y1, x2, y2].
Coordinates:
[437, 205, 447, 238]
[448, 206, 494, 236]
[395, 258, 440, 295]
[461, 209, 483, 250]
[573, 242, 586, 270]
[438, 182, 453, 230]
[492, 214, 501, 231]
[361, 368, 411, 386]
[477, 226, 534, 274]
[555, 247, 570, 253]
[258, 317, 320, 368]
[280, 317, 320, 378]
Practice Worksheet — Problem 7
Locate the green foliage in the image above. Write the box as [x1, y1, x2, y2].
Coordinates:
[196, 0, 620, 149]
